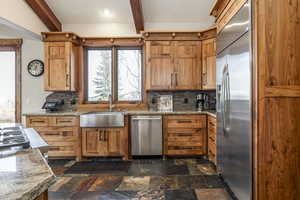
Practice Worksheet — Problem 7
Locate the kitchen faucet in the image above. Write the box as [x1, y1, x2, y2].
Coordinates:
[108, 94, 115, 112]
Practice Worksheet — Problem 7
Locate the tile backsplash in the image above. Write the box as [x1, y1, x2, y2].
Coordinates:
[44, 91, 215, 112]
[147, 91, 216, 111]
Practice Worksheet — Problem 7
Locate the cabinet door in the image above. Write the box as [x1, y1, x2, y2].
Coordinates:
[202, 39, 216, 90]
[44, 42, 70, 91]
[107, 128, 123, 156]
[82, 128, 108, 156]
[174, 41, 202, 90]
[145, 41, 174, 90]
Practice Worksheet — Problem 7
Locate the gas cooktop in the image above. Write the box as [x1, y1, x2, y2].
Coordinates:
[0, 124, 30, 149]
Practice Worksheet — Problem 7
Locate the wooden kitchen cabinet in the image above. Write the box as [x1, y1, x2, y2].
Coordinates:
[82, 128, 125, 157]
[202, 38, 216, 90]
[145, 41, 173, 90]
[44, 41, 78, 91]
[207, 115, 217, 165]
[26, 116, 81, 160]
[174, 41, 202, 90]
[164, 115, 207, 156]
[145, 41, 202, 90]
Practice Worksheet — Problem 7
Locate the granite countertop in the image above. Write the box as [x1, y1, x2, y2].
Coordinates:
[0, 149, 55, 200]
[23, 110, 216, 117]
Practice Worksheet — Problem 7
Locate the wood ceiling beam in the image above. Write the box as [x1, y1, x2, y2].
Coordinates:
[130, 0, 144, 33]
[24, 0, 62, 32]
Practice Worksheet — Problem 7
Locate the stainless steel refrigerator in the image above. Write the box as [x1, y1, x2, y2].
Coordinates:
[216, 2, 252, 200]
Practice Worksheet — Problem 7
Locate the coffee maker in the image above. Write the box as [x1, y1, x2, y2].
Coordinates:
[196, 94, 205, 111]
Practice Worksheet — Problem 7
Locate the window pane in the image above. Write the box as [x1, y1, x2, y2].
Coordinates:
[117, 48, 142, 101]
[87, 49, 112, 102]
[0, 51, 15, 122]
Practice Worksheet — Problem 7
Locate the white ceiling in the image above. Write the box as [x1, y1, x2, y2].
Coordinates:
[45, 0, 216, 35]
[142, 0, 215, 23]
[45, 0, 134, 24]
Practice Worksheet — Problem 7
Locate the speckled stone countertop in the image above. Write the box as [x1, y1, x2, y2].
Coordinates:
[23, 110, 216, 117]
[0, 149, 55, 200]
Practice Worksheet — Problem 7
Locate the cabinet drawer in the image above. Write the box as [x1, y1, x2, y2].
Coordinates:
[47, 142, 76, 157]
[168, 129, 204, 142]
[35, 127, 76, 141]
[166, 115, 206, 128]
[52, 117, 77, 127]
[27, 117, 49, 127]
[167, 146, 204, 155]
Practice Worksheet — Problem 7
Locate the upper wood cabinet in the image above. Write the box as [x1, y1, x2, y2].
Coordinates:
[146, 41, 174, 90]
[145, 40, 202, 90]
[202, 38, 216, 90]
[42, 32, 80, 92]
[44, 41, 78, 91]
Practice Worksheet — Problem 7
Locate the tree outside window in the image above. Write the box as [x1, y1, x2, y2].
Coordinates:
[86, 47, 142, 103]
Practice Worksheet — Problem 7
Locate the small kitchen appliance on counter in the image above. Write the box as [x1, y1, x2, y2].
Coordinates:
[196, 94, 205, 111]
[42, 99, 64, 112]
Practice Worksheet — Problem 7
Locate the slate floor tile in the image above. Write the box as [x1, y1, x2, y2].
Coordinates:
[49, 177, 72, 192]
[149, 176, 178, 190]
[165, 190, 197, 200]
[116, 176, 150, 191]
[197, 163, 217, 175]
[195, 188, 232, 200]
[72, 191, 138, 200]
[48, 157, 231, 200]
[88, 176, 123, 192]
[174, 158, 197, 165]
[137, 189, 165, 200]
[203, 175, 224, 188]
[165, 164, 189, 175]
[177, 175, 208, 189]
[48, 191, 73, 200]
[188, 164, 203, 175]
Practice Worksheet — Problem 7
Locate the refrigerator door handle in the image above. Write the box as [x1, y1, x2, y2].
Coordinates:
[221, 64, 227, 134]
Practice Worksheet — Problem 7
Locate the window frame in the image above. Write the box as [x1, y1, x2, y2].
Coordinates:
[84, 46, 144, 105]
[0, 39, 22, 123]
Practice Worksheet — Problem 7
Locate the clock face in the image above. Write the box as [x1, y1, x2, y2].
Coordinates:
[28, 60, 44, 77]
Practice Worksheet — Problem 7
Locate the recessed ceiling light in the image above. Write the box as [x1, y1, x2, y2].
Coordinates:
[103, 9, 113, 17]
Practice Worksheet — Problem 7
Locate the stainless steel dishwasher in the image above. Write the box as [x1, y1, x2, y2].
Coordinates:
[131, 115, 162, 156]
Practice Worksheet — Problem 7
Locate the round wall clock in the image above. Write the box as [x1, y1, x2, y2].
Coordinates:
[27, 59, 44, 77]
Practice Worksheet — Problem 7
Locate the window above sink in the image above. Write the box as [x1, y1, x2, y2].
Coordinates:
[86, 46, 143, 104]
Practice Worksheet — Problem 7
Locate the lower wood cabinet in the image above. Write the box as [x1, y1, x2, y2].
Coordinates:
[207, 115, 217, 165]
[82, 127, 128, 159]
[164, 115, 207, 156]
[26, 116, 81, 160]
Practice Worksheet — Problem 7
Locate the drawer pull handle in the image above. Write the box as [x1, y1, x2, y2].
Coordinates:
[160, 53, 170, 56]
[177, 120, 192, 123]
[99, 130, 103, 141]
[32, 120, 46, 123]
[49, 147, 60, 151]
[104, 130, 108, 141]
[44, 133, 60, 136]
[177, 134, 193, 137]
[58, 120, 72, 123]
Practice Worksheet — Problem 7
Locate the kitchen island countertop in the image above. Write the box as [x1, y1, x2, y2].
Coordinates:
[0, 149, 55, 200]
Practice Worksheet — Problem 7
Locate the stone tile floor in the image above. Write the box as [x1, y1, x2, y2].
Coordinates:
[48, 158, 234, 200]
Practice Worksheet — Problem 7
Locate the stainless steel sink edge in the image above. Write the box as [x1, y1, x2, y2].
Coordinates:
[80, 112, 125, 128]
